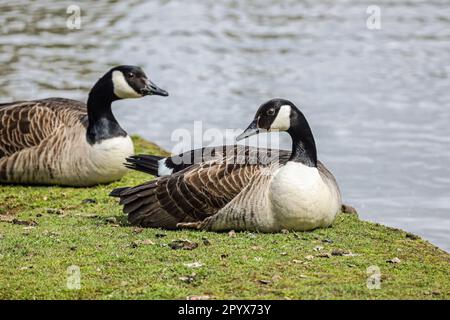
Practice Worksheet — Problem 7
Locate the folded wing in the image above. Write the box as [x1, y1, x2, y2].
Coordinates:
[114, 157, 268, 228]
[0, 98, 86, 158]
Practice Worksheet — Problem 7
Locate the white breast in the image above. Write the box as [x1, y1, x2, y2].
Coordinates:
[269, 162, 339, 230]
[87, 135, 134, 183]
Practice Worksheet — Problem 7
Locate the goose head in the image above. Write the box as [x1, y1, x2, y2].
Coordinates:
[236, 98, 317, 166]
[85, 66, 168, 144]
[111, 65, 168, 99]
[236, 98, 298, 140]
[90, 65, 168, 101]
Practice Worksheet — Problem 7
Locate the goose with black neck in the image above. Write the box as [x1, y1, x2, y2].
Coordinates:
[111, 98, 341, 232]
[236, 99, 341, 230]
[0, 65, 168, 186]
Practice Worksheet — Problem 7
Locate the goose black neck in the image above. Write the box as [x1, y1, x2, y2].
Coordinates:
[86, 78, 126, 145]
[287, 110, 317, 167]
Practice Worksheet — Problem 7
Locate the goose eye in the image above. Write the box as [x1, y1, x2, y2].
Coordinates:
[267, 108, 275, 116]
[127, 72, 134, 78]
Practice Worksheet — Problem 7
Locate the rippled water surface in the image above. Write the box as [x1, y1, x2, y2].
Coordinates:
[1, 0, 449, 250]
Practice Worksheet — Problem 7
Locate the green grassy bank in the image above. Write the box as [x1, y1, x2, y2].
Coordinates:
[0, 136, 449, 299]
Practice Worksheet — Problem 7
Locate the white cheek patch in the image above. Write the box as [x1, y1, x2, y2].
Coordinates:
[270, 105, 291, 131]
[112, 71, 142, 99]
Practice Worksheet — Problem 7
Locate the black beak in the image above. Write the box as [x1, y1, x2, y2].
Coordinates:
[141, 79, 169, 97]
[236, 119, 266, 141]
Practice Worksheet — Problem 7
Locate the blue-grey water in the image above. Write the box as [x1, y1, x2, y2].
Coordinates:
[0, 0, 449, 251]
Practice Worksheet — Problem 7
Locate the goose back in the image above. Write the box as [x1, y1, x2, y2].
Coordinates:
[126, 145, 291, 176]
[0, 98, 87, 159]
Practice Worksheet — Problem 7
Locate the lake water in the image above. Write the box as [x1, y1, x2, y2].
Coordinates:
[1, 0, 449, 251]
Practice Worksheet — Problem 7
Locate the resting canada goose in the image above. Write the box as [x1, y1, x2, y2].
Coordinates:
[0, 65, 168, 186]
[111, 98, 342, 232]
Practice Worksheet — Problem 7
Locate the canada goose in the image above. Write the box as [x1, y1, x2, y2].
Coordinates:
[0, 65, 168, 186]
[111, 98, 342, 232]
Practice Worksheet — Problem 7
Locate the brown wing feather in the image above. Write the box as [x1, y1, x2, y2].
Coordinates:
[118, 158, 266, 228]
[0, 98, 87, 158]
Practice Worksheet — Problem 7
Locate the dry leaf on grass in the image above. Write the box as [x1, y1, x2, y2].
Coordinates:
[187, 295, 212, 300]
[12, 219, 37, 226]
[131, 239, 155, 247]
[169, 239, 198, 250]
[258, 279, 271, 285]
[183, 262, 203, 268]
[387, 257, 401, 264]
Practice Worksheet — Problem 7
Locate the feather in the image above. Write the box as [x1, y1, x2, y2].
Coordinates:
[125, 154, 163, 175]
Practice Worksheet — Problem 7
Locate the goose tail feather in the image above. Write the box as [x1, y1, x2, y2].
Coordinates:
[109, 186, 130, 197]
[124, 154, 164, 176]
[110, 181, 179, 228]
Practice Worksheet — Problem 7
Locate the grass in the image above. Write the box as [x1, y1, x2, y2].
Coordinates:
[0, 135, 449, 300]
